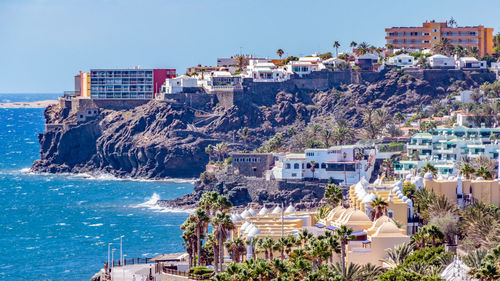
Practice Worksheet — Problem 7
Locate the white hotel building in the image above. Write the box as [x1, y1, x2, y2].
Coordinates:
[267, 146, 376, 185]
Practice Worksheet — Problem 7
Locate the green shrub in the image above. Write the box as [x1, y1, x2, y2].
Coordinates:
[403, 182, 416, 198]
[377, 266, 443, 281]
[200, 171, 216, 184]
[403, 246, 451, 267]
[189, 266, 213, 275]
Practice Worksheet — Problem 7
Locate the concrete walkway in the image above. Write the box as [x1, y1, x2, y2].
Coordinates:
[111, 264, 161, 281]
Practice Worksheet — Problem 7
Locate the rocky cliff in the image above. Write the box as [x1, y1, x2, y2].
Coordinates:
[32, 69, 495, 179]
[158, 170, 326, 210]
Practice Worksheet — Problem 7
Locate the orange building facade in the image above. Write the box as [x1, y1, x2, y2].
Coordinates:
[385, 21, 493, 57]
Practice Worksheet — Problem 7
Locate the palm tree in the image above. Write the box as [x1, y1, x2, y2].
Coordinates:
[336, 225, 354, 279]
[238, 127, 250, 150]
[214, 142, 229, 162]
[381, 159, 394, 178]
[350, 41, 357, 53]
[453, 45, 465, 58]
[476, 166, 493, 180]
[276, 237, 288, 260]
[421, 162, 438, 177]
[309, 161, 317, 180]
[386, 44, 394, 52]
[200, 68, 206, 80]
[214, 194, 232, 213]
[260, 237, 275, 260]
[369, 196, 389, 220]
[212, 212, 234, 272]
[459, 163, 476, 179]
[180, 220, 197, 268]
[298, 229, 313, 249]
[468, 46, 480, 59]
[224, 238, 246, 263]
[234, 55, 246, 71]
[394, 112, 405, 124]
[205, 144, 215, 162]
[357, 42, 370, 55]
[324, 183, 343, 207]
[193, 208, 209, 266]
[276, 49, 284, 59]
[333, 119, 355, 145]
[423, 224, 444, 247]
[333, 41, 341, 57]
[381, 242, 413, 269]
[321, 127, 333, 147]
[325, 233, 340, 264]
[432, 38, 454, 56]
[310, 239, 330, 268]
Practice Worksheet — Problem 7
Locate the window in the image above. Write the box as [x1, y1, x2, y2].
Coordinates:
[321, 163, 326, 169]
[285, 163, 291, 169]
[388, 210, 394, 218]
[292, 173, 297, 177]
[294, 163, 300, 169]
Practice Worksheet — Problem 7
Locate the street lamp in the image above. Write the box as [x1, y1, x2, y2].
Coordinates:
[111, 248, 116, 269]
[120, 235, 125, 266]
[122, 255, 128, 281]
[107, 243, 112, 274]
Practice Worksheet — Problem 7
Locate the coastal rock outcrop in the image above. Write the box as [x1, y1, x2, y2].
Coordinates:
[158, 171, 326, 210]
[32, 69, 495, 181]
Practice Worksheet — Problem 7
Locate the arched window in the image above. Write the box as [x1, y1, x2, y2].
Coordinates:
[306, 163, 311, 169]
[294, 163, 300, 169]
[321, 163, 326, 169]
[285, 163, 291, 169]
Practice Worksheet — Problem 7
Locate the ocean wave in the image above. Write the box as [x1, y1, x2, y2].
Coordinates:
[15, 169, 196, 183]
[88, 223, 103, 227]
[135, 193, 193, 213]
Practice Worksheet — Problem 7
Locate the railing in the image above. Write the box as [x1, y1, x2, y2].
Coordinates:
[105, 257, 151, 268]
[163, 268, 213, 280]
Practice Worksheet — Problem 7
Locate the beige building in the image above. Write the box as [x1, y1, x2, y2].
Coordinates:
[232, 203, 410, 267]
[348, 178, 416, 234]
[320, 206, 411, 266]
[423, 177, 500, 206]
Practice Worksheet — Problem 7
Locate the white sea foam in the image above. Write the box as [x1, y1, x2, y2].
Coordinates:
[135, 192, 161, 208]
[17, 169, 196, 183]
[88, 223, 103, 227]
[135, 193, 193, 213]
[56, 223, 69, 226]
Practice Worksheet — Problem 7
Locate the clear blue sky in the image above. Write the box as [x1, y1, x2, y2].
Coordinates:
[1, 0, 500, 93]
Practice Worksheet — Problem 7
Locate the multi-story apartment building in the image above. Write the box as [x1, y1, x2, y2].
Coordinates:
[267, 145, 376, 185]
[385, 20, 494, 56]
[394, 127, 500, 177]
[89, 68, 176, 99]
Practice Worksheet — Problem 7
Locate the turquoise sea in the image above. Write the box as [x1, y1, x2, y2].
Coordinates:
[0, 94, 192, 280]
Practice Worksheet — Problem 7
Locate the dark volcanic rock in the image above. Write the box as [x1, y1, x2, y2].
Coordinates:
[158, 171, 327, 210]
[32, 69, 494, 180]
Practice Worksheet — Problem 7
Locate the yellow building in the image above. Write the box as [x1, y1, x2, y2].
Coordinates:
[348, 179, 415, 234]
[423, 177, 500, 206]
[232, 204, 410, 267]
[322, 207, 410, 266]
[81, 72, 91, 98]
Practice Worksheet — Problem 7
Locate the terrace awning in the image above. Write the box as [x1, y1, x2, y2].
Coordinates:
[351, 231, 367, 236]
[314, 223, 325, 228]
[326, 226, 338, 231]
